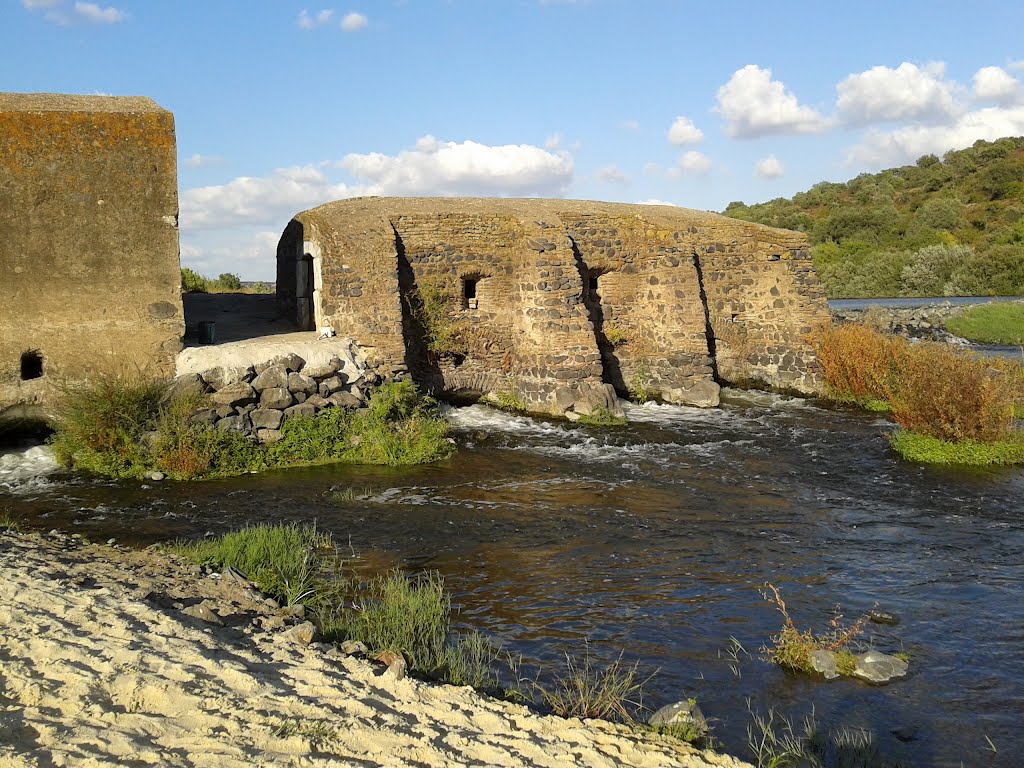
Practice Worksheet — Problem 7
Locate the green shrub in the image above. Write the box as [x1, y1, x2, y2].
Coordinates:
[49, 374, 168, 479]
[181, 267, 208, 293]
[491, 389, 528, 413]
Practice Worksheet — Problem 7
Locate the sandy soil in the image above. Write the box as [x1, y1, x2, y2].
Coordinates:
[0, 530, 751, 768]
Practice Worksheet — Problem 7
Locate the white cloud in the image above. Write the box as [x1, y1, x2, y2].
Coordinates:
[184, 153, 225, 168]
[846, 104, 1024, 166]
[666, 116, 703, 145]
[544, 132, 562, 149]
[24, 0, 125, 24]
[715, 64, 829, 138]
[297, 9, 334, 30]
[642, 162, 660, 176]
[340, 11, 368, 31]
[673, 150, 712, 175]
[594, 165, 628, 184]
[1009, 60, 1024, 73]
[622, 119, 640, 131]
[972, 66, 1022, 104]
[338, 136, 574, 196]
[754, 155, 784, 179]
[836, 62, 960, 125]
[73, 2, 123, 22]
[181, 165, 357, 231]
[635, 199, 676, 207]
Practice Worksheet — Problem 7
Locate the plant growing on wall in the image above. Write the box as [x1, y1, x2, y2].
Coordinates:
[407, 281, 471, 357]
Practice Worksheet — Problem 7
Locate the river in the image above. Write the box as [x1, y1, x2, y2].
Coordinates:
[2, 391, 1022, 767]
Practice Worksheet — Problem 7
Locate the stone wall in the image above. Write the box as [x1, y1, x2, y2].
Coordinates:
[278, 198, 831, 416]
[0, 93, 183, 424]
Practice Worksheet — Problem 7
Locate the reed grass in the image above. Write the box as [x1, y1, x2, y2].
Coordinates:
[540, 649, 649, 723]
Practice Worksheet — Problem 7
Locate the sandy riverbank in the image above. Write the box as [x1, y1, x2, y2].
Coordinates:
[0, 529, 751, 768]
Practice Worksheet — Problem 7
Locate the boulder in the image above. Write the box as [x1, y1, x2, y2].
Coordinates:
[279, 621, 316, 646]
[181, 601, 221, 625]
[809, 650, 839, 679]
[189, 408, 219, 425]
[201, 364, 255, 390]
[320, 375, 345, 395]
[294, 392, 307, 404]
[251, 365, 289, 391]
[648, 699, 708, 738]
[301, 356, 341, 378]
[340, 640, 369, 655]
[284, 402, 317, 421]
[288, 372, 318, 395]
[327, 392, 362, 409]
[217, 414, 250, 433]
[306, 394, 330, 409]
[853, 650, 908, 684]
[260, 387, 294, 410]
[663, 380, 721, 408]
[164, 373, 206, 404]
[256, 428, 283, 444]
[250, 408, 283, 430]
[211, 382, 256, 407]
[214, 405, 235, 419]
[374, 650, 408, 680]
[270, 353, 306, 373]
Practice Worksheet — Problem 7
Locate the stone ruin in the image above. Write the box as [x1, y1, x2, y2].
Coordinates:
[277, 198, 831, 418]
[0, 93, 182, 425]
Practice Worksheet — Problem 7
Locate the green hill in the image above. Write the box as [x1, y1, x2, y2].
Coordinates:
[722, 137, 1024, 298]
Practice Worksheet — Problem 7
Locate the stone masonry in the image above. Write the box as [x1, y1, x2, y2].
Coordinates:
[0, 93, 183, 425]
[278, 198, 830, 417]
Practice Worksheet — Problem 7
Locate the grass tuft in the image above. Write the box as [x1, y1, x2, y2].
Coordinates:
[540, 649, 649, 723]
[575, 408, 627, 427]
[167, 523, 331, 607]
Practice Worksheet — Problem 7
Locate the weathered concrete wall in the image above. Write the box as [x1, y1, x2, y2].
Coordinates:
[0, 93, 183, 423]
[278, 198, 830, 416]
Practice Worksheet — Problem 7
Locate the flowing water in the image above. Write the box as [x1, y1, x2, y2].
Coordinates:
[2, 392, 1022, 767]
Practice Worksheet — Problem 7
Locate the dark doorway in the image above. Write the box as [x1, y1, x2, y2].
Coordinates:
[20, 350, 43, 380]
[297, 253, 315, 330]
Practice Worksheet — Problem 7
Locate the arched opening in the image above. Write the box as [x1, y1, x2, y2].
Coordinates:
[20, 350, 43, 380]
[296, 253, 314, 330]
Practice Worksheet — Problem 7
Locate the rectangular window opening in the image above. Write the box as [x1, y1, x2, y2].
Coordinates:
[20, 350, 44, 381]
[463, 278, 479, 310]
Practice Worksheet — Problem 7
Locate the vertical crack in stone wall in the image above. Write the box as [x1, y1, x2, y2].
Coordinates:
[691, 252, 721, 384]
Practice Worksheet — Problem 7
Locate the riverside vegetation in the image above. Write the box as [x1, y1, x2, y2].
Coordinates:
[813, 323, 1024, 465]
[49, 376, 454, 480]
[164, 523, 919, 766]
[165, 523, 700, 741]
[725, 137, 1024, 298]
[945, 301, 1024, 346]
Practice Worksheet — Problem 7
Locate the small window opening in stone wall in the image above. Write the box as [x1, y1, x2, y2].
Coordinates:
[20, 350, 44, 381]
[462, 278, 479, 310]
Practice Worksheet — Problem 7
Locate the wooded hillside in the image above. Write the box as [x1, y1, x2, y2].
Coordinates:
[723, 137, 1024, 298]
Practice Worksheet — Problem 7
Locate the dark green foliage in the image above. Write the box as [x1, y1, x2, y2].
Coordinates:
[180, 268, 262, 293]
[725, 137, 1024, 297]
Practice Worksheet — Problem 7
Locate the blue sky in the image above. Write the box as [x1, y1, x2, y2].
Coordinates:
[4, 0, 1024, 279]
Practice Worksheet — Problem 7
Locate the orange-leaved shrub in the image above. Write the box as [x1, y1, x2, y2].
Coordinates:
[813, 323, 1017, 443]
